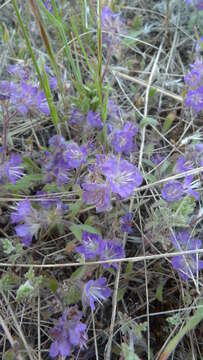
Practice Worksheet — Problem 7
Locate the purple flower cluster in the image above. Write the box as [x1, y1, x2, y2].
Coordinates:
[0, 150, 23, 185]
[111, 121, 138, 155]
[120, 212, 134, 234]
[161, 176, 199, 203]
[185, 0, 203, 10]
[82, 155, 143, 212]
[101, 6, 124, 44]
[70, 108, 103, 131]
[11, 197, 66, 247]
[49, 306, 87, 358]
[76, 231, 125, 269]
[102, 156, 143, 198]
[82, 277, 111, 311]
[177, 143, 203, 172]
[0, 64, 51, 115]
[184, 58, 203, 112]
[171, 230, 203, 280]
[41, 135, 87, 186]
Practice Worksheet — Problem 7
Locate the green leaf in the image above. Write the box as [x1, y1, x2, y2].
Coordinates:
[48, 278, 59, 293]
[16, 280, 34, 301]
[70, 223, 99, 241]
[162, 112, 176, 133]
[23, 157, 41, 174]
[1, 238, 15, 255]
[70, 266, 85, 280]
[140, 116, 158, 128]
[117, 287, 127, 302]
[5, 174, 43, 192]
[64, 285, 81, 305]
[122, 343, 141, 360]
[161, 302, 203, 360]
[156, 279, 164, 302]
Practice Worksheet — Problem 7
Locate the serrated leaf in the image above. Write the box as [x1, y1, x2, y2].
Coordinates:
[64, 285, 81, 305]
[70, 266, 85, 280]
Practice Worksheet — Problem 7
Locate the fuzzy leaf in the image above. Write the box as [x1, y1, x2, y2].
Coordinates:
[122, 343, 141, 360]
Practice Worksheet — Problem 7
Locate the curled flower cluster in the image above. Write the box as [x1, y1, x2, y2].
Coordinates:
[184, 58, 203, 112]
[11, 197, 66, 247]
[82, 155, 143, 212]
[49, 306, 87, 358]
[0, 64, 55, 115]
[101, 6, 125, 45]
[171, 230, 203, 280]
[76, 231, 125, 269]
[0, 149, 23, 185]
[41, 135, 88, 186]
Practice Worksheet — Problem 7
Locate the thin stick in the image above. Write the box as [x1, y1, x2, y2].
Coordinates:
[91, 308, 99, 360]
[1, 247, 203, 269]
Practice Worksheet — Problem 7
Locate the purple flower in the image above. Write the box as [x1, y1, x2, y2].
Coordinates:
[170, 230, 202, 251]
[183, 175, 200, 200]
[106, 99, 121, 133]
[82, 277, 111, 310]
[175, 155, 194, 173]
[43, 0, 53, 12]
[35, 89, 50, 115]
[112, 122, 138, 154]
[185, 87, 203, 113]
[151, 153, 165, 165]
[50, 307, 87, 358]
[162, 181, 184, 202]
[197, 0, 203, 9]
[0, 153, 23, 185]
[102, 156, 143, 198]
[172, 255, 203, 280]
[161, 176, 199, 202]
[41, 135, 70, 186]
[185, 58, 203, 112]
[82, 182, 112, 212]
[10, 81, 50, 115]
[7, 64, 30, 80]
[70, 108, 84, 126]
[185, 0, 203, 9]
[87, 110, 103, 130]
[101, 6, 124, 44]
[63, 142, 87, 169]
[11, 199, 41, 246]
[76, 231, 105, 259]
[0, 81, 13, 100]
[11, 197, 66, 246]
[101, 240, 125, 269]
[120, 212, 134, 233]
[171, 230, 203, 280]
